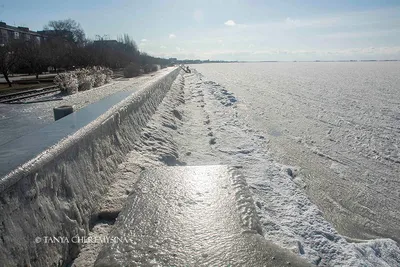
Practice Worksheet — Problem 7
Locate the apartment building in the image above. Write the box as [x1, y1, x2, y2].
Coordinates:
[0, 21, 46, 46]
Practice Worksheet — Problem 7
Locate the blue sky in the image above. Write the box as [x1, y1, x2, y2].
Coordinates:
[1, 0, 400, 61]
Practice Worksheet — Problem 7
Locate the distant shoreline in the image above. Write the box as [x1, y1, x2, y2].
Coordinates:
[183, 59, 400, 64]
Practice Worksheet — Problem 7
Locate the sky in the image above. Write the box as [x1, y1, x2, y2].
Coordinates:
[1, 0, 400, 61]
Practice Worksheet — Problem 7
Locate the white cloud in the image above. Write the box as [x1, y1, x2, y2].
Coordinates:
[284, 17, 338, 28]
[167, 46, 400, 60]
[281, 7, 400, 30]
[160, 45, 166, 49]
[319, 29, 400, 39]
[141, 38, 148, 42]
[169, 33, 176, 39]
[224, 20, 236, 26]
[144, 45, 400, 62]
[285, 17, 301, 27]
[332, 46, 400, 55]
[193, 9, 204, 22]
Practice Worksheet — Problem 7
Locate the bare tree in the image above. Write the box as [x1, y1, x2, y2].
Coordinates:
[43, 37, 72, 72]
[35, 20, 170, 72]
[0, 41, 20, 87]
[19, 39, 48, 79]
[44, 19, 86, 45]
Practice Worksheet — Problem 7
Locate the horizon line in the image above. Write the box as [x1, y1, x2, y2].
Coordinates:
[177, 59, 400, 63]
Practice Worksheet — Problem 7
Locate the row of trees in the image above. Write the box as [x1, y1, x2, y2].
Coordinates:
[0, 19, 171, 87]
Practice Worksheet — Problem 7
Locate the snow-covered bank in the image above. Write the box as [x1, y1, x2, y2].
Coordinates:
[192, 62, 400, 246]
[74, 71, 307, 267]
[75, 69, 400, 266]
[173, 70, 400, 266]
[0, 68, 179, 266]
[73, 71, 187, 266]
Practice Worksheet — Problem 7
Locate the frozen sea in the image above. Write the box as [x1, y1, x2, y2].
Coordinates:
[187, 62, 400, 265]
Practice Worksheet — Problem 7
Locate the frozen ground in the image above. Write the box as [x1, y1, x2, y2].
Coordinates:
[190, 62, 400, 265]
[191, 62, 400, 242]
[74, 68, 399, 266]
[175, 70, 400, 266]
[0, 68, 173, 146]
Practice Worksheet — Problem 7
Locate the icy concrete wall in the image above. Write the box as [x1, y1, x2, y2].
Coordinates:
[0, 68, 179, 266]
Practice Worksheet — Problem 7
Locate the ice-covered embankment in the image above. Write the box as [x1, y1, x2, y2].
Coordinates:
[76, 68, 400, 266]
[1, 64, 398, 266]
[75, 71, 309, 267]
[72, 71, 188, 266]
[0, 68, 179, 266]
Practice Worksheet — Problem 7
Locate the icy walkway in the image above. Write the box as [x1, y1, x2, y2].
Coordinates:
[94, 166, 310, 267]
[0, 68, 174, 146]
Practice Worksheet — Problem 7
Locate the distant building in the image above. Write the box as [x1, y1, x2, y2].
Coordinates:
[0, 21, 46, 46]
[37, 29, 77, 43]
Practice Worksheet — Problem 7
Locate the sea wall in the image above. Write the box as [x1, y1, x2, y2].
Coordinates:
[0, 68, 179, 266]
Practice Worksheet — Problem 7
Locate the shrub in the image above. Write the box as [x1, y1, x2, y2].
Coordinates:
[76, 68, 93, 91]
[104, 68, 113, 83]
[88, 66, 106, 87]
[54, 73, 79, 95]
[94, 73, 106, 87]
[143, 64, 152, 74]
[123, 63, 141, 78]
[78, 76, 93, 91]
[151, 64, 159, 72]
[55, 66, 113, 94]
